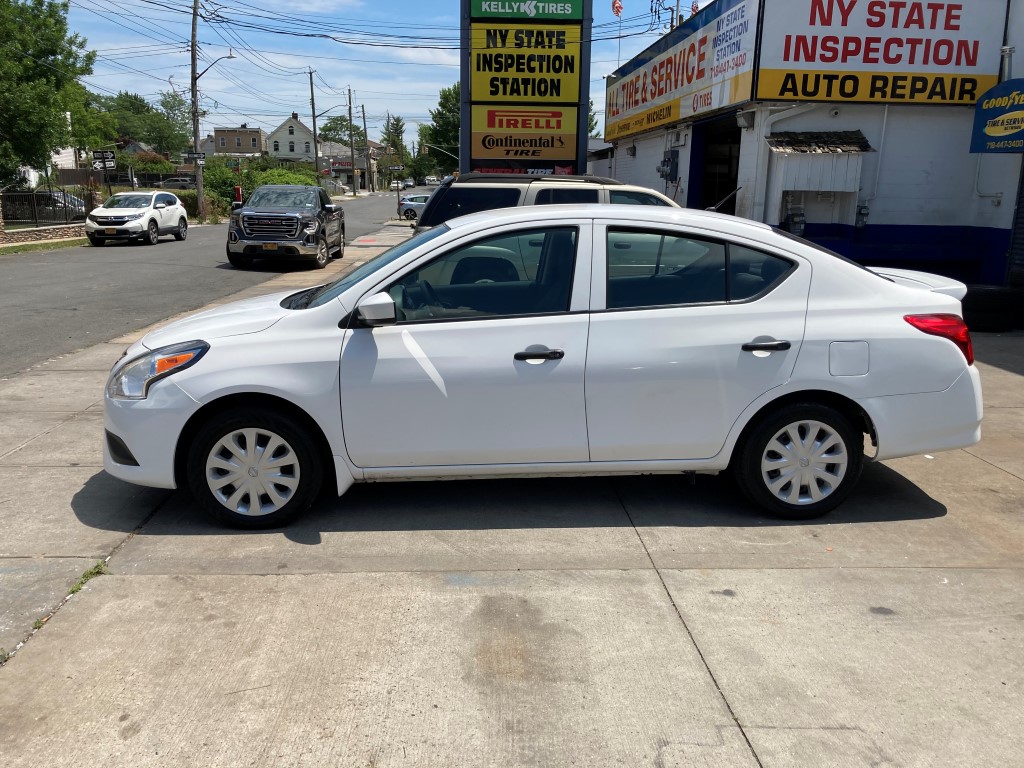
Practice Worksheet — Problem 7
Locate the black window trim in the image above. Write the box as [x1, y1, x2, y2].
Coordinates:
[602, 225, 797, 311]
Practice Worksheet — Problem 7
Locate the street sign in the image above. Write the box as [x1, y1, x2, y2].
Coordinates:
[186, 152, 206, 159]
[92, 150, 115, 160]
[91, 159, 116, 170]
[388, 165, 405, 171]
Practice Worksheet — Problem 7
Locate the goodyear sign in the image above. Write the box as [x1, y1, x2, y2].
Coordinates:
[470, 23, 581, 103]
[971, 79, 1024, 153]
[757, 0, 1001, 104]
[470, 0, 583, 20]
[472, 105, 578, 159]
[462, 0, 590, 174]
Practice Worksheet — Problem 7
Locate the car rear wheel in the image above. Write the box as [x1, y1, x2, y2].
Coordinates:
[403, 208, 417, 219]
[313, 234, 329, 269]
[734, 403, 863, 520]
[173, 217, 188, 241]
[145, 219, 159, 245]
[187, 408, 323, 529]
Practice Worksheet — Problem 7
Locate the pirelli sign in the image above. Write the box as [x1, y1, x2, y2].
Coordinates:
[461, 0, 591, 174]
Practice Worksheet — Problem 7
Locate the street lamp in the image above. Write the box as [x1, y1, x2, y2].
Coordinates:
[190, 28, 235, 220]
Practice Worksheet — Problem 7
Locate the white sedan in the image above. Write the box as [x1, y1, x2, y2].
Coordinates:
[103, 205, 982, 528]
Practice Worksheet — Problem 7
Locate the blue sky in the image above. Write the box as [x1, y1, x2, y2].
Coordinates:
[65, 0, 700, 143]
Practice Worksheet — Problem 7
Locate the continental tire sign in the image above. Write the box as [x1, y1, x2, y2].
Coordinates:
[461, 0, 591, 174]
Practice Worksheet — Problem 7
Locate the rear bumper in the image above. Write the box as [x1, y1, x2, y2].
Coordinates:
[862, 366, 983, 461]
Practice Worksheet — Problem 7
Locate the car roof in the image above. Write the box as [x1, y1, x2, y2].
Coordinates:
[445, 203, 775, 240]
[446, 173, 622, 186]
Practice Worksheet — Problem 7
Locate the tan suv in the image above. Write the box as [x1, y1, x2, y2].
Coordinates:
[415, 173, 678, 230]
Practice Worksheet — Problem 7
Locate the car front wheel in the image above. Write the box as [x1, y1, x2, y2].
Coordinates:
[144, 219, 159, 245]
[734, 403, 863, 520]
[403, 209, 417, 219]
[187, 408, 323, 528]
[313, 234, 329, 268]
[87, 234, 104, 247]
[173, 217, 188, 241]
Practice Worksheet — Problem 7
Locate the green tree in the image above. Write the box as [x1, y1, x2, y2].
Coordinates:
[65, 84, 117, 154]
[588, 98, 601, 138]
[426, 83, 460, 162]
[380, 113, 408, 162]
[319, 114, 366, 147]
[153, 90, 191, 154]
[0, 0, 96, 184]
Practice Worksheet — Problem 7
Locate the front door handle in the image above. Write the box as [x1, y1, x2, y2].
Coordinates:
[742, 340, 791, 352]
[514, 349, 565, 361]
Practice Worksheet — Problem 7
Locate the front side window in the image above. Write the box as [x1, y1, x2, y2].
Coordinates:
[606, 229, 793, 309]
[383, 227, 578, 322]
[419, 187, 521, 227]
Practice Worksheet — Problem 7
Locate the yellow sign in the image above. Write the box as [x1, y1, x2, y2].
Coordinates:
[471, 105, 578, 159]
[758, 69, 996, 104]
[470, 22, 581, 103]
[605, 100, 680, 141]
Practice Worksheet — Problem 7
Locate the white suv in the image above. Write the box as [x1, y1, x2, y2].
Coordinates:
[86, 192, 188, 246]
[415, 173, 678, 230]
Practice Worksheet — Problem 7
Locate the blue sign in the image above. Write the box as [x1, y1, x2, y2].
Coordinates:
[971, 78, 1024, 153]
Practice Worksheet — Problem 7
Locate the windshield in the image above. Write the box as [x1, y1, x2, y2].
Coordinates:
[247, 188, 316, 209]
[307, 225, 450, 308]
[103, 194, 153, 209]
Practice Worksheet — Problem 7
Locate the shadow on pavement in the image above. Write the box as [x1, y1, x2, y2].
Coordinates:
[71, 462, 945, 544]
[972, 330, 1024, 377]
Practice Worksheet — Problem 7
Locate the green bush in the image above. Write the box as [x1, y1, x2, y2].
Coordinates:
[175, 189, 231, 220]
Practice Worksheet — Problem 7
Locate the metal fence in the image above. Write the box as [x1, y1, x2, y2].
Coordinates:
[1, 190, 100, 228]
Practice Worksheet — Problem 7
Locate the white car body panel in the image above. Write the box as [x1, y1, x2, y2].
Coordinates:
[102, 205, 982, 510]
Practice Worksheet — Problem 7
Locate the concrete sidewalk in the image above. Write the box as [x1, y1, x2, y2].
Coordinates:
[0, 224, 1022, 767]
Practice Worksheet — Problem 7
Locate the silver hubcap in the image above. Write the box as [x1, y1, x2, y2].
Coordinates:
[205, 428, 300, 516]
[760, 419, 848, 505]
[180, 221, 187, 236]
[318, 240, 327, 263]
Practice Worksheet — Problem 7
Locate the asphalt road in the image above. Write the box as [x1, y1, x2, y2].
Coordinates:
[0, 191, 408, 378]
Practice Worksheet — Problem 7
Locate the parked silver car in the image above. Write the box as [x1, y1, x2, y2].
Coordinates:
[398, 193, 430, 220]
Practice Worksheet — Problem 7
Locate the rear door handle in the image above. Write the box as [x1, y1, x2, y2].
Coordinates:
[742, 340, 791, 352]
[514, 349, 565, 361]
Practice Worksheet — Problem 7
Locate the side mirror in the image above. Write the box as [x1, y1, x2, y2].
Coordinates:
[323, 203, 336, 213]
[356, 292, 397, 327]
[231, 201, 243, 211]
[154, 202, 166, 210]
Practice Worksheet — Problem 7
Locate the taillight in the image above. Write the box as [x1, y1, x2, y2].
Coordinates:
[904, 314, 973, 365]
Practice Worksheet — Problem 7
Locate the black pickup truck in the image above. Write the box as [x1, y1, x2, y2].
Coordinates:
[226, 184, 345, 269]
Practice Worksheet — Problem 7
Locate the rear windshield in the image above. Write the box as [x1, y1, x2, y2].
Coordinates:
[418, 187, 521, 227]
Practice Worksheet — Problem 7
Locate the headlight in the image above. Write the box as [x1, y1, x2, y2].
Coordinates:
[302, 218, 319, 234]
[125, 212, 145, 221]
[106, 340, 209, 400]
[87, 213, 99, 223]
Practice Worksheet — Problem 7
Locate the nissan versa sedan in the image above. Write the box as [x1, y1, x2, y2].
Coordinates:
[103, 205, 983, 528]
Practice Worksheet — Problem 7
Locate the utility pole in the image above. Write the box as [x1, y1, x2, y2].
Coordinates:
[190, 0, 204, 219]
[348, 87, 357, 196]
[309, 69, 320, 186]
[361, 104, 372, 192]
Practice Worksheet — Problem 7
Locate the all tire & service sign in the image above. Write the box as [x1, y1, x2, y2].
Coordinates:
[604, 0, 759, 142]
[756, 0, 1002, 104]
[971, 79, 1024, 154]
[461, 0, 591, 174]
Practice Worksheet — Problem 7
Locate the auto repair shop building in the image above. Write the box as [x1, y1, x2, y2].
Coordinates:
[604, 0, 1023, 284]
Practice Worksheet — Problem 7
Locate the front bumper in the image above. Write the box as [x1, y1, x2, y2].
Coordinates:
[103, 378, 201, 489]
[86, 218, 147, 240]
[226, 235, 320, 258]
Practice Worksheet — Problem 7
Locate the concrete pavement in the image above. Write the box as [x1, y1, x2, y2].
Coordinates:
[0, 223, 1022, 767]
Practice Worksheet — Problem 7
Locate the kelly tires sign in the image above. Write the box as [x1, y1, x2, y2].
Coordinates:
[461, 0, 591, 174]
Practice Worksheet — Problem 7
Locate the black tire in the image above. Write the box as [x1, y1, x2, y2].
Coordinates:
[962, 285, 1017, 333]
[173, 217, 188, 241]
[144, 219, 159, 245]
[331, 227, 345, 260]
[734, 402, 863, 520]
[403, 209, 417, 220]
[186, 408, 323, 529]
[226, 247, 253, 269]
[87, 234, 104, 247]
[313, 234, 329, 269]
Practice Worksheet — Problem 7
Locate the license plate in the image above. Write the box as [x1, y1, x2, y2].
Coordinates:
[263, 243, 277, 251]
[104, 228, 116, 235]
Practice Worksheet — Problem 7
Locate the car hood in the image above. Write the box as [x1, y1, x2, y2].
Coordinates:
[240, 207, 308, 215]
[91, 207, 151, 217]
[141, 290, 295, 350]
[867, 267, 968, 300]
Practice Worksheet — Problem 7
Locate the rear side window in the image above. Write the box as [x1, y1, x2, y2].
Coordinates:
[418, 187, 521, 227]
[609, 190, 672, 206]
[535, 188, 599, 205]
[607, 230, 726, 308]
